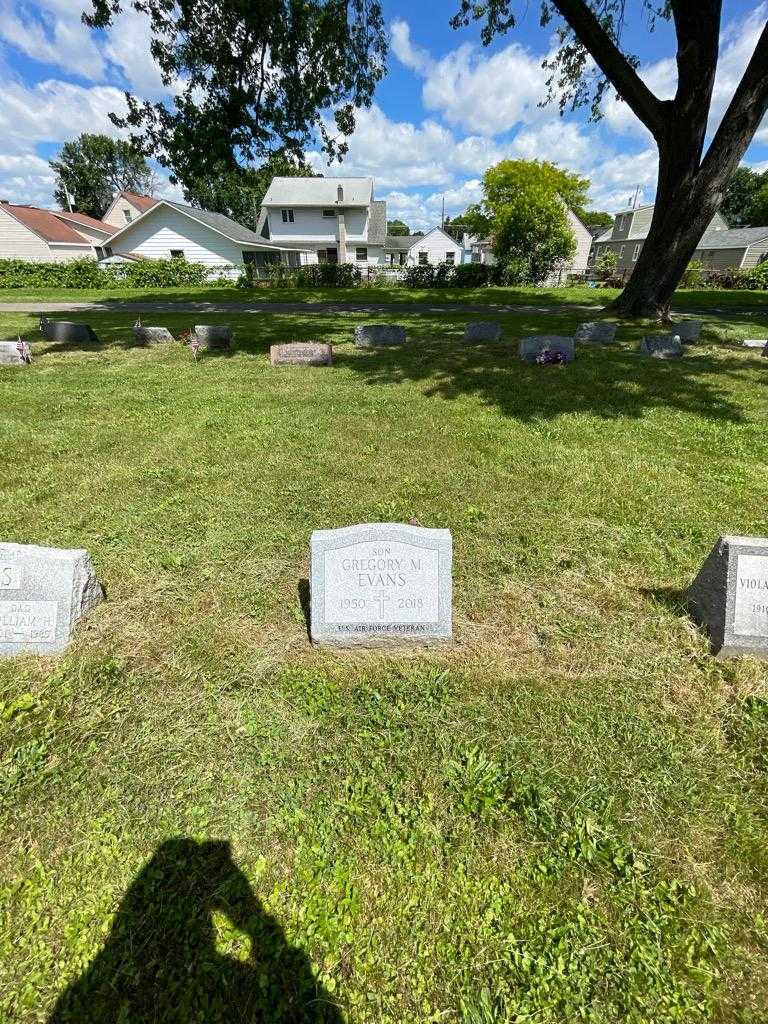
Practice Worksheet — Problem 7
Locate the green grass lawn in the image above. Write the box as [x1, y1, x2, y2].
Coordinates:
[0, 282, 764, 310]
[1, 305, 768, 1022]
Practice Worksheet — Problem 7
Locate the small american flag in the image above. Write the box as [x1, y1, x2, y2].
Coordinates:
[16, 337, 31, 364]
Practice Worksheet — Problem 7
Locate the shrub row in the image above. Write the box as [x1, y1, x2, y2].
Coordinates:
[403, 262, 496, 288]
[0, 257, 231, 290]
[239, 261, 362, 288]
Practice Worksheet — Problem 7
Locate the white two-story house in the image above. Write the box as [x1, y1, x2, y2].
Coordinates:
[257, 177, 387, 267]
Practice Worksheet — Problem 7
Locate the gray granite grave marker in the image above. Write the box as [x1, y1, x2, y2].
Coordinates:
[639, 334, 683, 359]
[0, 341, 29, 366]
[464, 321, 502, 343]
[134, 325, 175, 345]
[354, 324, 406, 348]
[310, 523, 452, 647]
[270, 342, 332, 366]
[574, 321, 616, 345]
[687, 535, 768, 659]
[194, 325, 232, 350]
[518, 335, 575, 363]
[0, 543, 104, 656]
[40, 316, 98, 344]
[674, 320, 702, 344]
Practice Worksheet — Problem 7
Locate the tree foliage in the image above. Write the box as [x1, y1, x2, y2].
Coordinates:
[183, 152, 317, 230]
[49, 134, 152, 218]
[578, 209, 613, 230]
[386, 219, 411, 236]
[476, 160, 584, 283]
[721, 166, 768, 227]
[84, 0, 387, 191]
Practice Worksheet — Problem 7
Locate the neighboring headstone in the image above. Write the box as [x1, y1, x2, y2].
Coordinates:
[675, 320, 703, 344]
[638, 334, 683, 359]
[0, 543, 104, 656]
[134, 326, 174, 345]
[574, 321, 616, 345]
[742, 339, 767, 349]
[39, 316, 98, 344]
[310, 523, 452, 647]
[270, 342, 332, 366]
[687, 535, 768, 659]
[194, 325, 232, 350]
[464, 321, 502, 343]
[0, 340, 30, 366]
[354, 324, 406, 348]
[518, 336, 575, 363]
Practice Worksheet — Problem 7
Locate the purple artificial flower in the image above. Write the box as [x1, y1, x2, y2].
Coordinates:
[535, 347, 566, 365]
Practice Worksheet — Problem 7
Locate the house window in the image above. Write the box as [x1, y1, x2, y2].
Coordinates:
[632, 244, 641, 261]
[445, 251, 455, 264]
[281, 209, 294, 223]
[356, 247, 368, 261]
[418, 251, 428, 265]
[317, 247, 338, 264]
[123, 209, 132, 223]
[471, 252, 481, 264]
[619, 244, 625, 258]
[170, 249, 185, 259]
[322, 209, 336, 218]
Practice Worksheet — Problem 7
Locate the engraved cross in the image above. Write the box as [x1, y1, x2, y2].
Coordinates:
[373, 590, 391, 620]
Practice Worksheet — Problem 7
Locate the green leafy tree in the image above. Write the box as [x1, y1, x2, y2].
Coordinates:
[721, 166, 768, 226]
[578, 210, 614, 231]
[452, 1, 768, 317]
[448, 205, 493, 240]
[84, 0, 387, 192]
[183, 152, 317, 230]
[49, 133, 152, 218]
[476, 160, 585, 283]
[595, 248, 618, 276]
[386, 219, 411, 236]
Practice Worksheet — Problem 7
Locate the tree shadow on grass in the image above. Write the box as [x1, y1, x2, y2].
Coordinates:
[48, 837, 344, 1024]
[339, 330, 762, 424]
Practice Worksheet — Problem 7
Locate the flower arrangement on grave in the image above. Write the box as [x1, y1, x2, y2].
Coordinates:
[178, 328, 191, 345]
[16, 337, 32, 363]
[535, 347, 566, 365]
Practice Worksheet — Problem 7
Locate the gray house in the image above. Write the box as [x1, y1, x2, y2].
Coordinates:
[589, 203, 738, 273]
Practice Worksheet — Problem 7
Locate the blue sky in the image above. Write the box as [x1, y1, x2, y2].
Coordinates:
[1, 1, 767, 230]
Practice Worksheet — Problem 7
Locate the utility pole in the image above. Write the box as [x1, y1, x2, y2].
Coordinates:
[441, 194, 445, 229]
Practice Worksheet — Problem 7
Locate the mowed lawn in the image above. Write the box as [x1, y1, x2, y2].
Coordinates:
[1, 304, 768, 1023]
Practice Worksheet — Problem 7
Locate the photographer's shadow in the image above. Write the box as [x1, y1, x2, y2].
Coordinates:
[49, 837, 344, 1023]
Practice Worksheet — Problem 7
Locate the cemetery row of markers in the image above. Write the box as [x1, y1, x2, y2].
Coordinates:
[3, 316, 768, 658]
[2, 316, 767, 366]
[1, 527, 767, 660]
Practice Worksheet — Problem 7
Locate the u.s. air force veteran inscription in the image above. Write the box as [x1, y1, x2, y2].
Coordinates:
[0, 542, 104, 656]
[687, 535, 768, 659]
[310, 524, 452, 646]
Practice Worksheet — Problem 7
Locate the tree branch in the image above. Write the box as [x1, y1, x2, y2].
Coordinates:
[701, 18, 768, 183]
[551, 0, 665, 136]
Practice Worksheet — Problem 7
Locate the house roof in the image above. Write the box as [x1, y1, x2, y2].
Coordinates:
[385, 234, 421, 250]
[594, 226, 614, 243]
[261, 176, 373, 207]
[0, 202, 93, 244]
[53, 210, 113, 235]
[119, 191, 159, 213]
[406, 226, 463, 252]
[697, 226, 768, 249]
[105, 197, 283, 249]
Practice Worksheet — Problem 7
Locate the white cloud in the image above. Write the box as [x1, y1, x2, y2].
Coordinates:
[0, 0, 105, 80]
[0, 79, 129, 153]
[390, 19, 433, 75]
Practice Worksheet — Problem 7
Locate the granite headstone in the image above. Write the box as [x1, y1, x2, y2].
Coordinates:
[464, 321, 502, 343]
[0, 340, 30, 366]
[639, 334, 683, 359]
[0, 543, 104, 656]
[518, 336, 575, 363]
[687, 535, 768, 659]
[742, 339, 767, 349]
[310, 523, 452, 647]
[40, 316, 98, 344]
[674, 320, 703, 344]
[354, 325, 406, 348]
[270, 342, 332, 366]
[134, 325, 175, 345]
[194, 325, 232, 350]
[574, 322, 616, 345]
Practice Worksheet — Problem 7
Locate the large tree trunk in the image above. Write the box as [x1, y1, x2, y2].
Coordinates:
[608, 147, 726, 319]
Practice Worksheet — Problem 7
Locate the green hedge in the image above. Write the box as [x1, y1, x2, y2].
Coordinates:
[0, 257, 231, 290]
